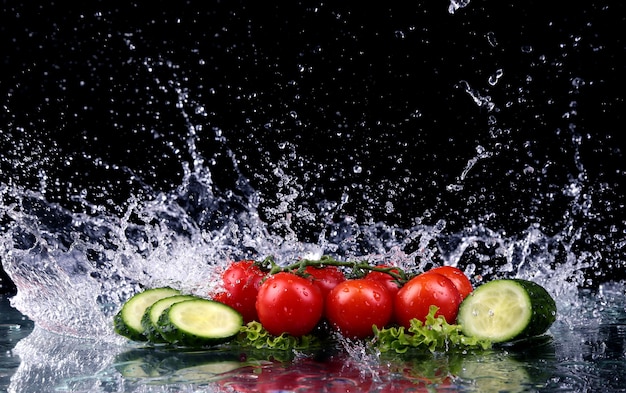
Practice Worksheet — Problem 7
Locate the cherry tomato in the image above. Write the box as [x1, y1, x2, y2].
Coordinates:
[304, 265, 346, 300]
[255, 272, 324, 337]
[426, 266, 473, 299]
[326, 279, 393, 339]
[363, 265, 402, 297]
[394, 272, 462, 328]
[212, 260, 266, 323]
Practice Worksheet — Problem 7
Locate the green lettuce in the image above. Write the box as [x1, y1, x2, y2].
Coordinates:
[235, 306, 490, 353]
[372, 306, 492, 353]
[235, 321, 320, 350]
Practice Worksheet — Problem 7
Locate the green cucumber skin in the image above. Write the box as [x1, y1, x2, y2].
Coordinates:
[140, 310, 163, 343]
[510, 279, 557, 339]
[157, 299, 243, 348]
[141, 295, 198, 343]
[458, 279, 557, 342]
[114, 312, 146, 342]
[113, 287, 180, 341]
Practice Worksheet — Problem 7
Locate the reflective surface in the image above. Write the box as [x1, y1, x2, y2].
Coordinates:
[2, 1, 626, 392]
[1, 285, 625, 392]
[0, 297, 34, 391]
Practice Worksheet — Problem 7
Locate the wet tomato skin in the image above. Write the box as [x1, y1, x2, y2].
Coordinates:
[394, 272, 462, 328]
[255, 272, 324, 337]
[363, 265, 402, 297]
[304, 265, 346, 300]
[212, 260, 266, 323]
[426, 266, 473, 299]
[326, 279, 393, 339]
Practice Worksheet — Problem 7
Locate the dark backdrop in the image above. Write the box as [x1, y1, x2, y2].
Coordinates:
[2, 1, 625, 293]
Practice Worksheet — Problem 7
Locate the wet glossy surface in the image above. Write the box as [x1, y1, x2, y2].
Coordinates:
[2, 285, 625, 392]
[0, 297, 34, 391]
[2, 1, 626, 392]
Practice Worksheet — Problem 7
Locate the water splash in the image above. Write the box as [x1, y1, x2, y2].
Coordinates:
[0, 50, 618, 342]
[0, 131, 601, 341]
[449, 0, 471, 14]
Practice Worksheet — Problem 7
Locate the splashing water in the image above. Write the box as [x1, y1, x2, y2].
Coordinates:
[0, 3, 624, 348]
[449, 0, 472, 14]
[0, 95, 609, 341]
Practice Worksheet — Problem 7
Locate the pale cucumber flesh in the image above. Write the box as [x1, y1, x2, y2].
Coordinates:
[158, 298, 243, 347]
[113, 287, 180, 341]
[457, 279, 556, 343]
[142, 294, 198, 343]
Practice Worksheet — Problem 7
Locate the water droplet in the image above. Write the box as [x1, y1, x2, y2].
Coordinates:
[521, 45, 533, 53]
[448, 0, 471, 14]
[571, 77, 585, 89]
[488, 69, 504, 86]
[486, 31, 498, 47]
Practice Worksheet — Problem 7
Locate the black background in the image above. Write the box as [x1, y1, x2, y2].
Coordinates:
[1, 1, 625, 293]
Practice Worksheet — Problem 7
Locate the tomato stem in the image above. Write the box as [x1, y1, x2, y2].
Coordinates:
[265, 255, 408, 285]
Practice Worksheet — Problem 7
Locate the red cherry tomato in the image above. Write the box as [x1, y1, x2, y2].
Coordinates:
[212, 260, 266, 323]
[394, 272, 462, 328]
[255, 272, 324, 337]
[304, 265, 346, 300]
[426, 266, 473, 299]
[326, 279, 393, 339]
[363, 265, 402, 297]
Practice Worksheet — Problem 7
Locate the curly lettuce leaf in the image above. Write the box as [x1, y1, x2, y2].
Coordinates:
[235, 306, 490, 353]
[235, 321, 320, 350]
[373, 306, 492, 353]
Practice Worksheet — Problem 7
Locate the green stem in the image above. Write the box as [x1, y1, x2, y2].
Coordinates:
[263, 255, 408, 285]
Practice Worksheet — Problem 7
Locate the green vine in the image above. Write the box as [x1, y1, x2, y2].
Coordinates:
[257, 255, 410, 285]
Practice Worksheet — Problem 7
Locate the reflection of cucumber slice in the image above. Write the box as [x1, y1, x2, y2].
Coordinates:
[457, 352, 531, 393]
[114, 348, 246, 381]
[117, 360, 160, 378]
[158, 298, 243, 347]
[114, 287, 181, 341]
[168, 361, 245, 383]
[457, 279, 556, 342]
[142, 295, 198, 343]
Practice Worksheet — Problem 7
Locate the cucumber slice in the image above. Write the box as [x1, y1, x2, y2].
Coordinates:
[457, 279, 556, 343]
[142, 295, 199, 343]
[157, 298, 243, 347]
[114, 287, 181, 341]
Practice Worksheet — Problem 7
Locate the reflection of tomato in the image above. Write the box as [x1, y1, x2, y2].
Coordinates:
[427, 266, 473, 299]
[255, 272, 324, 337]
[375, 381, 431, 392]
[326, 279, 393, 338]
[215, 351, 457, 393]
[255, 366, 319, 392]
[394, 272, 462, 328]
[323, 356, 374, 393]
[220, 357, 374, 393]
[304, 265, 346, 300]
[212, 260, 266, 323]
